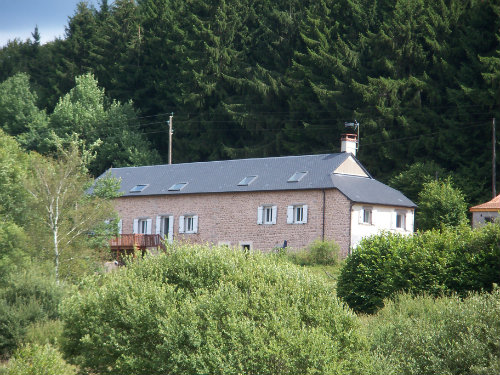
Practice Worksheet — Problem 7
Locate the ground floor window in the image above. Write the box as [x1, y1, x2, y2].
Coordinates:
[179, 215, 198, 234]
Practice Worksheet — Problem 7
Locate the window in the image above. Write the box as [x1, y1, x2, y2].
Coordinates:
[484, 217, 495, 223]
[360, 207, 372, 224]
[287, 171, 308, 182]
[395, 212, 406, 229]
[238, 175, 257, 186]
[133, 218, 152, 234]
[239, 241, 252, 251]
[168, 182, 188, 191]
[287, 205, 308, 224]
[156, 215, 174, 241]
[179, 215, 198, 234]
[258, 205, 277, 225]
[130, 184, 148, 193]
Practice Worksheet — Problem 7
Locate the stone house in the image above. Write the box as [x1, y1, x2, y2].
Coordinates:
[103, 135, 415, 256]
[470, 194, 500, 228]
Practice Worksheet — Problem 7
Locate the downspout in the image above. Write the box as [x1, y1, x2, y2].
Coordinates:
[322, 189, 326, 241]
[348, 201, 353, 256]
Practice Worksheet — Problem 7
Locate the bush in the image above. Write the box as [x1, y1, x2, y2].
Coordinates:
[0, 270, 66, 356]
[287, 239, 340, 266]
[337, 225, 500, 314]
[366, 289, 500, 375]
[61, 244, 379, 375]
[24, 320, 63, 347]
[6, 343, 76, 375]
[416, 178, 468, 231]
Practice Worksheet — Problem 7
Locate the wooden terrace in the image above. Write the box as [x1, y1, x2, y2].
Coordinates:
[109, 234, 166, 260]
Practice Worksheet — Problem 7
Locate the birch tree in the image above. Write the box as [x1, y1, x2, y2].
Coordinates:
[25, 145, 117, 282]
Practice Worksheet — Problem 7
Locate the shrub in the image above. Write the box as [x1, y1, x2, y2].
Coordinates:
[61, 244, 379, 375]
[366, 289, 500, 375]
[24, 320, 63, 347]
[6, 343, 76, 375]
[337, 225, 500, 314]
[0, 270, 66, 356]
[416, 178, 468, 231]
[287, 239, 340, 266]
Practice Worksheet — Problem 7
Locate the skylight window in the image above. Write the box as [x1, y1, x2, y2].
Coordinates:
[129, 184, 148, 193]
[287, 171, 308, 182]
[168, 182, 188, 191]
[238, 175, 258, 186]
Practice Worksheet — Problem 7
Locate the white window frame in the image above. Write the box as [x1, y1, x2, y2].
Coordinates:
[360, 207, 372, 225]
[179, 215, 198, 234]
[133, 218, 152, 234]
[257, 205, 277, 225]
[287, 204, 308, 224]
[395, 211, 406, 230]
[156, 215, 174, 242]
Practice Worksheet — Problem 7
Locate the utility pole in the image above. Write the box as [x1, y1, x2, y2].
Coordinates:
[493, 117, 496, 197]
[168, 113, 174, 164]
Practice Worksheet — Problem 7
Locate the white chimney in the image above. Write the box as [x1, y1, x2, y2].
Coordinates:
[341, 133, 358, 156]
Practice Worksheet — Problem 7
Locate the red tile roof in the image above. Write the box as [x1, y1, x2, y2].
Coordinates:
[470, 194, 500, 212]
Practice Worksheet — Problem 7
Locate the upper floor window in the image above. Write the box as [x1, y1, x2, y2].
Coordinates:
[395, 211, 406, 229]
[257, 205, 277, 225]
[361, 207, 372, 224]
[287, 171, 308, 182]
[130, 184, 148, 193]
[238, 175, 257, 186]
[168, 182, 188, 191]
[287, 205, 308, 224]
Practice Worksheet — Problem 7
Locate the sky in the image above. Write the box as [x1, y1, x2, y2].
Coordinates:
[0, 0, 100, 47]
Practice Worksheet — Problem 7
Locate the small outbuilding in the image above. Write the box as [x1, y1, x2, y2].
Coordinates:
[470, 194, 500, 228]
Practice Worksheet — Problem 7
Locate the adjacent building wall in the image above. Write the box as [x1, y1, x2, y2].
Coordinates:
[350, 204, 415, 249]
[114, 189, 352, 255]
[471, 211, 500, 228]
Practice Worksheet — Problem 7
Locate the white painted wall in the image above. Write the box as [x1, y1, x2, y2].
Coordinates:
[472, 211, 500, 228]
[350, 204, 415, 249]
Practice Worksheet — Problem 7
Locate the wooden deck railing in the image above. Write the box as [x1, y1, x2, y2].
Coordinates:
[109, 234, 165, 250]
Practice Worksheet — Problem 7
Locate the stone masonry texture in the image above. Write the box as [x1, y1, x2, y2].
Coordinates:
[114, 188, 352, 256]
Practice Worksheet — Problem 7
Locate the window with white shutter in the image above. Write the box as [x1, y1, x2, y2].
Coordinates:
[287, 205, 308, 224]
[258, 205, 277, 224]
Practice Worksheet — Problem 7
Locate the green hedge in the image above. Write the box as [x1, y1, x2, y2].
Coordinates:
[6, 344, 76, 375]
[61, 244, 380, 375]
[337, 224, 500, 314]
[367, 289, 500, 375]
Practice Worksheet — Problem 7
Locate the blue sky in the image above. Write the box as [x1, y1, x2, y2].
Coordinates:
[0, 0, 100, 47]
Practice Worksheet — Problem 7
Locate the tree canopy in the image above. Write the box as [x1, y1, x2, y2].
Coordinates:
[0, 0, 498, 203]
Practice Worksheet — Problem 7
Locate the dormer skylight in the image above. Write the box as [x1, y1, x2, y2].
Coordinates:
[168, 182, 188, 191]
[287, 171, 308, 182]
[238, 175, 258, 186]
[130, 184, 148, 193]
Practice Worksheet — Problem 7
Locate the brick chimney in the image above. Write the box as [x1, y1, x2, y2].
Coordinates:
[341, 133, 358, 156]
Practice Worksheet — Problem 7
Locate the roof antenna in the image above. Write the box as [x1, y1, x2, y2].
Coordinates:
[168, 113, 174, 164]
[342, 120, 360, 155]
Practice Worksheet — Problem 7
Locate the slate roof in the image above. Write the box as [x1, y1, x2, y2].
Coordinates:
[102, 153, 416, 208]
[470, 194, 500, 212]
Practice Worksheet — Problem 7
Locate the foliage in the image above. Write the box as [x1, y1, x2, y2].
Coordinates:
[61, 244, 380, 375]
[0, 221, 29, 286]
[0, 0, 499, 201]
[23, 320, 63, 348]
[48, 73, 161, 175]
[5, 343, 77, 375]
[24, 144, 117, 282]
[388, 161, 447, 204]
[366, 289, 500, 375]
[416, 178, 468, 231]
[0, 270, 66, 357]
[288, 239, 341, 266]
[0, 130, 30, 225]
[337, 224, 500, 314]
